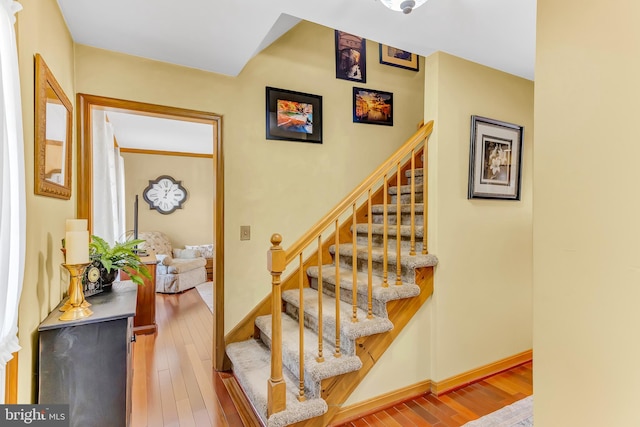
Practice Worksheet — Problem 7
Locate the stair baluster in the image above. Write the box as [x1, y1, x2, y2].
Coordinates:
[395, 163, 402, 285]
[297, 253, 306, 402]
[334, 220, 342, 358]
[367, 189, 373, 319]
[423, 147, 428, 255]
[410, 149, 416, 256]
[351, 203, 358, 323]
[382, 175, 389, 288]
[267, 234, 286, 416]
[316, 236, 324, 362]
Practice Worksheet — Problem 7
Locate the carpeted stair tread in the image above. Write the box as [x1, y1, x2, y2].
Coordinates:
[306, 265, 420, 303]
[282, 287, 393, 342]
[404, 168, 424, 178]
[371, 203, 424, 214]
[354, 223, 423, 238]
[226, 339, 328, 427]
[371, 203, 424, 226]
[330, 244, 438, 270]
[388, 184, 423, 195]
[404, 169, 424, 185]
[255, 315, 363, 392]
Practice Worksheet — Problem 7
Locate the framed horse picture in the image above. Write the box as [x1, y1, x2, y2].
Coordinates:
[468, 115, 524, 200]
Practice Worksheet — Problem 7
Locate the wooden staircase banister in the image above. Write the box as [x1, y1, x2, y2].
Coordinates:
[228, 121, 435, 425]
[264, 120, 433, 421]
[225, 122, 432, 353]
[283, 120, 434, 264]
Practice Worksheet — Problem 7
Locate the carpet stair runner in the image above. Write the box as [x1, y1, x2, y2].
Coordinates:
[226, 167, 438, 426]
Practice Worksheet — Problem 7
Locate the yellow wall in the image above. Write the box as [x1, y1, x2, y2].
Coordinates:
[15, 0, 75, 403]
[347, 52, 534, 405]
[73, 21, 425, 332]
[14, 13, 424, 401]
[121, 152, 214, 248]
[534, 1, 640, 425]
[11, 2, 533, 408]
[426, 52, 533, 381]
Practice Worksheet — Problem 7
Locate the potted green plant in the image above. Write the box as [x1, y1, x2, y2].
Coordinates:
[89, 235, 152, 288]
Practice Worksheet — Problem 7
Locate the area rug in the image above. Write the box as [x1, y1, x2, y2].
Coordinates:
[195, 281, 213, 313]
[462, 396, 533, 427]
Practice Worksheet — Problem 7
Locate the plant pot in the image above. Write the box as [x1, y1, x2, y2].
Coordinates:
[100, 266, 118, 291]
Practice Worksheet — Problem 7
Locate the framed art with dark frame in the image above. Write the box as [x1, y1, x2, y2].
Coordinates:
[265, 86, 323, 144]
[468, 115, 524, 200]
[353, 87, 393, 126]
[379, 44, 419, 71]
[335, 30, 367, 83]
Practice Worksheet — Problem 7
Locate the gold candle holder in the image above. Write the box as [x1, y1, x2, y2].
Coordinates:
[60, 263, 92, 311]
[59, 263, 93, 321]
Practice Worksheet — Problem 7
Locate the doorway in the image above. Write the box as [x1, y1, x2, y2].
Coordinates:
[76, 94, 225, 370]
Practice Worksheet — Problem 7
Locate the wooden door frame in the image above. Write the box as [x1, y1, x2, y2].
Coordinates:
[76, 94, 226, 370]
[4, 353, 17, 403]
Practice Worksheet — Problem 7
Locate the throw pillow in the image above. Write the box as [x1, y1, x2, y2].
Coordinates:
[173, 248, 201, 259]
[185, 244, 213, 258]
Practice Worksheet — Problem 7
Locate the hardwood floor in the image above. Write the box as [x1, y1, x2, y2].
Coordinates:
[131, 289, 532, 426]
[334, 362, 533, 427]
[131, 288, 255, 427]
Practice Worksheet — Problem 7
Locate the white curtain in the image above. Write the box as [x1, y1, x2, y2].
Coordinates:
[92, 111, 126, 245]
[0, 0, 25, 404]
[115, 147, 126, 240]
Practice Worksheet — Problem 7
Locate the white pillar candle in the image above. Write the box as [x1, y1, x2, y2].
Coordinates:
[66, 219, 88, 232]
[65, 230, 89, 265]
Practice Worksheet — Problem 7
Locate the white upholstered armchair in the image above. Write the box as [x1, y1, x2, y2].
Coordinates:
[138, 231, 207, 293]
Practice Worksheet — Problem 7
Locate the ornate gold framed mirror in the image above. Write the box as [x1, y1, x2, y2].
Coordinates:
[34, 53, 72, 199]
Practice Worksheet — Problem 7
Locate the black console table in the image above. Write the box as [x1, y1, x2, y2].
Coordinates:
[38, 282, 137, 427]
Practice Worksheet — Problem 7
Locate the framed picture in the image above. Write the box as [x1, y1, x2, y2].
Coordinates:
[265, 86, 322, 144]
[335, 30, 366, 83]
[468, 116, 524, 200]
[379, 44, 419, 71]
[353, 87, 393, 126]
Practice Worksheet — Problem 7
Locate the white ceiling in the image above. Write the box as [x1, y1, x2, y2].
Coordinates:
[57, 0, 536, 153]
[106, 111, 213, 155]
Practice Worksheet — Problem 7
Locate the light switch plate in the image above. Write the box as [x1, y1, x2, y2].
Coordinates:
[240, 225, 250, 241]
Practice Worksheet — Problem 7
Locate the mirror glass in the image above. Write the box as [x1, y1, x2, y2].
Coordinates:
[35, 54, 72, 199]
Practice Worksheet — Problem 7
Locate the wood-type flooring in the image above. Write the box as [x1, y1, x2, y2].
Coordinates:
[131, 289, 532, 426]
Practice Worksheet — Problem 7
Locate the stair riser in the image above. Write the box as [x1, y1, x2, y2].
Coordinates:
[335, 256, 419, 284]
[283, 303, 357, 357]
[372, 212, 424, 226]
[391, 193, 424, 204]
[355, 234, 425, 252]
[389, 183, 424, 196]
[405, 167, 424, 177]
[406, 175, 424, 186]
[308, 277, 389, 318]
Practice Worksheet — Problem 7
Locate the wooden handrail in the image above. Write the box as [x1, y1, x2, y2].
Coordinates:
[284, 121, 434, 263]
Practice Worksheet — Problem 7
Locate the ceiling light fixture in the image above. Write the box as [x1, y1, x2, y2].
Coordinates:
[380, 0, 428, 14]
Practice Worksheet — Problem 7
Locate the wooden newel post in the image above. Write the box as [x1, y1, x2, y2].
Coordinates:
[267, 233, 286, 416]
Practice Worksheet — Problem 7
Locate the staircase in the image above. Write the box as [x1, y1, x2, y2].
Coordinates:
[226, 122, 437, 426]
